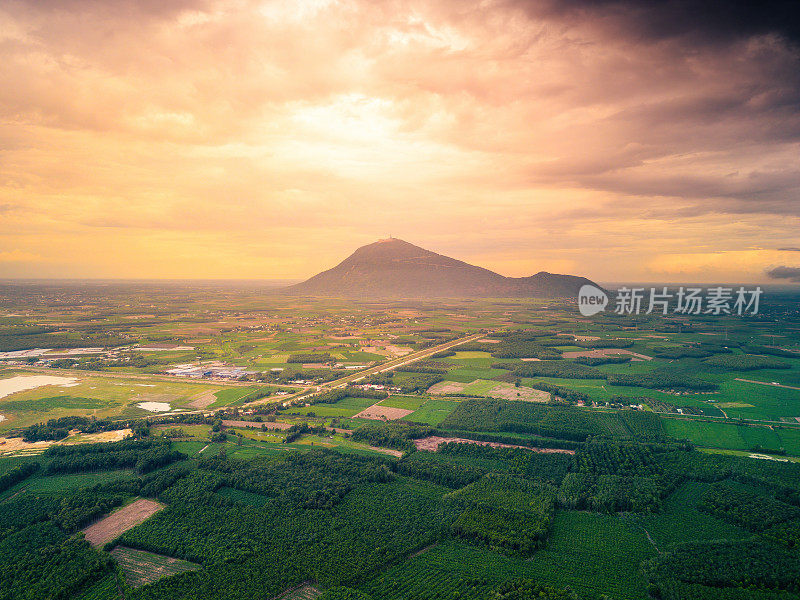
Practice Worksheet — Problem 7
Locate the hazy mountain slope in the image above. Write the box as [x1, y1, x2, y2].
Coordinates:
[284, 238, 599, 298]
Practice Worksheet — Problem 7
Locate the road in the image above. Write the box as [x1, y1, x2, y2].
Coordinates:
[735, 378, 800, 391]
[3, 332, 485, 414]
[248, 331, 485, 405]
[326, 332, 486, 389]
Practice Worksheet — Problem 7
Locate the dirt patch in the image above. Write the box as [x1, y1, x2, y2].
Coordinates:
[413, 436, 575, 454]
[82, 498, 164, 547]
[487, 384, 550, 402]
[274, 582, 323, 600]
[427, 381, 468, 395]
[561, 348, 652, 360]
[189, 390, 218, 409]
[353, 404, 414, 420]
[366, 445, 403, 457]
[0, 428, 131, 456]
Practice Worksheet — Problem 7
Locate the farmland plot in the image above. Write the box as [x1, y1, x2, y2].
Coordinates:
[112, 545, 200, 588]
[82, 498, 164, 546]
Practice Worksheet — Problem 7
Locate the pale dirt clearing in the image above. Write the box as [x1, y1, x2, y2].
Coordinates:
[429, 379, 549, 402]
[486, 383, 550, 402]
[413, 436, 575, 454]
[0, 428, 131, 456]
[427, 381, 468, 394]
[0, 375, 78, 399]
[353, 404, 414, 420]
[189, 389, 218, 409]
[82, 498, 164, 547]
[274, 582, 322, 600]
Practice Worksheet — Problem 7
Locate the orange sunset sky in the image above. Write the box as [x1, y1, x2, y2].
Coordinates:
[1, 0, 799, 283]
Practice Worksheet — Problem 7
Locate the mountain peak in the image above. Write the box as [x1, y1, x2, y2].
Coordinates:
[284, 239, 599, 298]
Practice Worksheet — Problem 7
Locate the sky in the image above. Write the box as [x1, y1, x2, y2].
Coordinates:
[1, 0, 799, 284]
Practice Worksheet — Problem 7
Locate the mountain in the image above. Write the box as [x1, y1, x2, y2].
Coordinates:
[282, 238, 600, 298]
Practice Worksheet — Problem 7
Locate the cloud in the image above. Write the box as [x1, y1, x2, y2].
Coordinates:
[766, 266, 800, 282]
[1, 0, 799, 281]
[520, 0, 800, 46]
[778, 247, 800, 252]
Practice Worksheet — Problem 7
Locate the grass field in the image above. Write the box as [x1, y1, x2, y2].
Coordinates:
[662, 417, 800, 454]
[444, 367, 508, 383]
[461, 379, 501, 396]
[402, 399, 459, 425]
[379, 395, 429, 410]
[288, 396, 377, 418]
[0, 370, 225, 431]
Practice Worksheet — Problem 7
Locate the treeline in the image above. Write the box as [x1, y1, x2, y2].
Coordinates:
[21, 415, 135, 442]
[44, 439, 185, 474]
[607, 369, 718, 391]
[573, 355, 631, 366]
[743, 345, 800, 358]
[494, 361, 604, 380]
[308, 388, 388, 405]
[116, 450, 454, 598]
[702, 354, 790, 371]
[394, 373, 443, 393]
[643, 540, 800, 597]
[0, 462, 40, 493]
[447, 474, 556, 555]
[202, 450, 395, 510]
[558, 442, 671, 512]
[698, 482, 800, 531]
[525, 381, 589, 404]
[397, 452, 487, 488]
[0, 484, 133, 599]
[574, 339, 634, 349]
[653, 346, 713, 359]
[493, 579, 582, 600]
[438, 442, 573, 484]
[395, 360, 449, 374]
[558, 472, 661, 513]
[440, 399, 612, 442]
[351, 422, 435, 453]
[0, 331, 126, 352]
[490, 339, 562, 360]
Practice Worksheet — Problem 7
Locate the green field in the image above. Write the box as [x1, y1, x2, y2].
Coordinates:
[662, 417, 800, 454]
[402, 398, 459, 425]
[379, 395, 429, 410]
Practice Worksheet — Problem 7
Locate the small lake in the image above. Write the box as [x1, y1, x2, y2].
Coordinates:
[0, 375, 79, 400]
[137, 402, 171, 412]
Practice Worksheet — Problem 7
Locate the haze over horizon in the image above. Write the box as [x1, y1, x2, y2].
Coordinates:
[2, 0, 800, 284]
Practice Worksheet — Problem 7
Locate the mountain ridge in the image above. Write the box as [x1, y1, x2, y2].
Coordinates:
[283, 238, 599, 298]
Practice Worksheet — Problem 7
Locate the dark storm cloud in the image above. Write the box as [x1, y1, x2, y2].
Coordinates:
[522, 0, 800, 46]
[766, 266, 800, 282]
